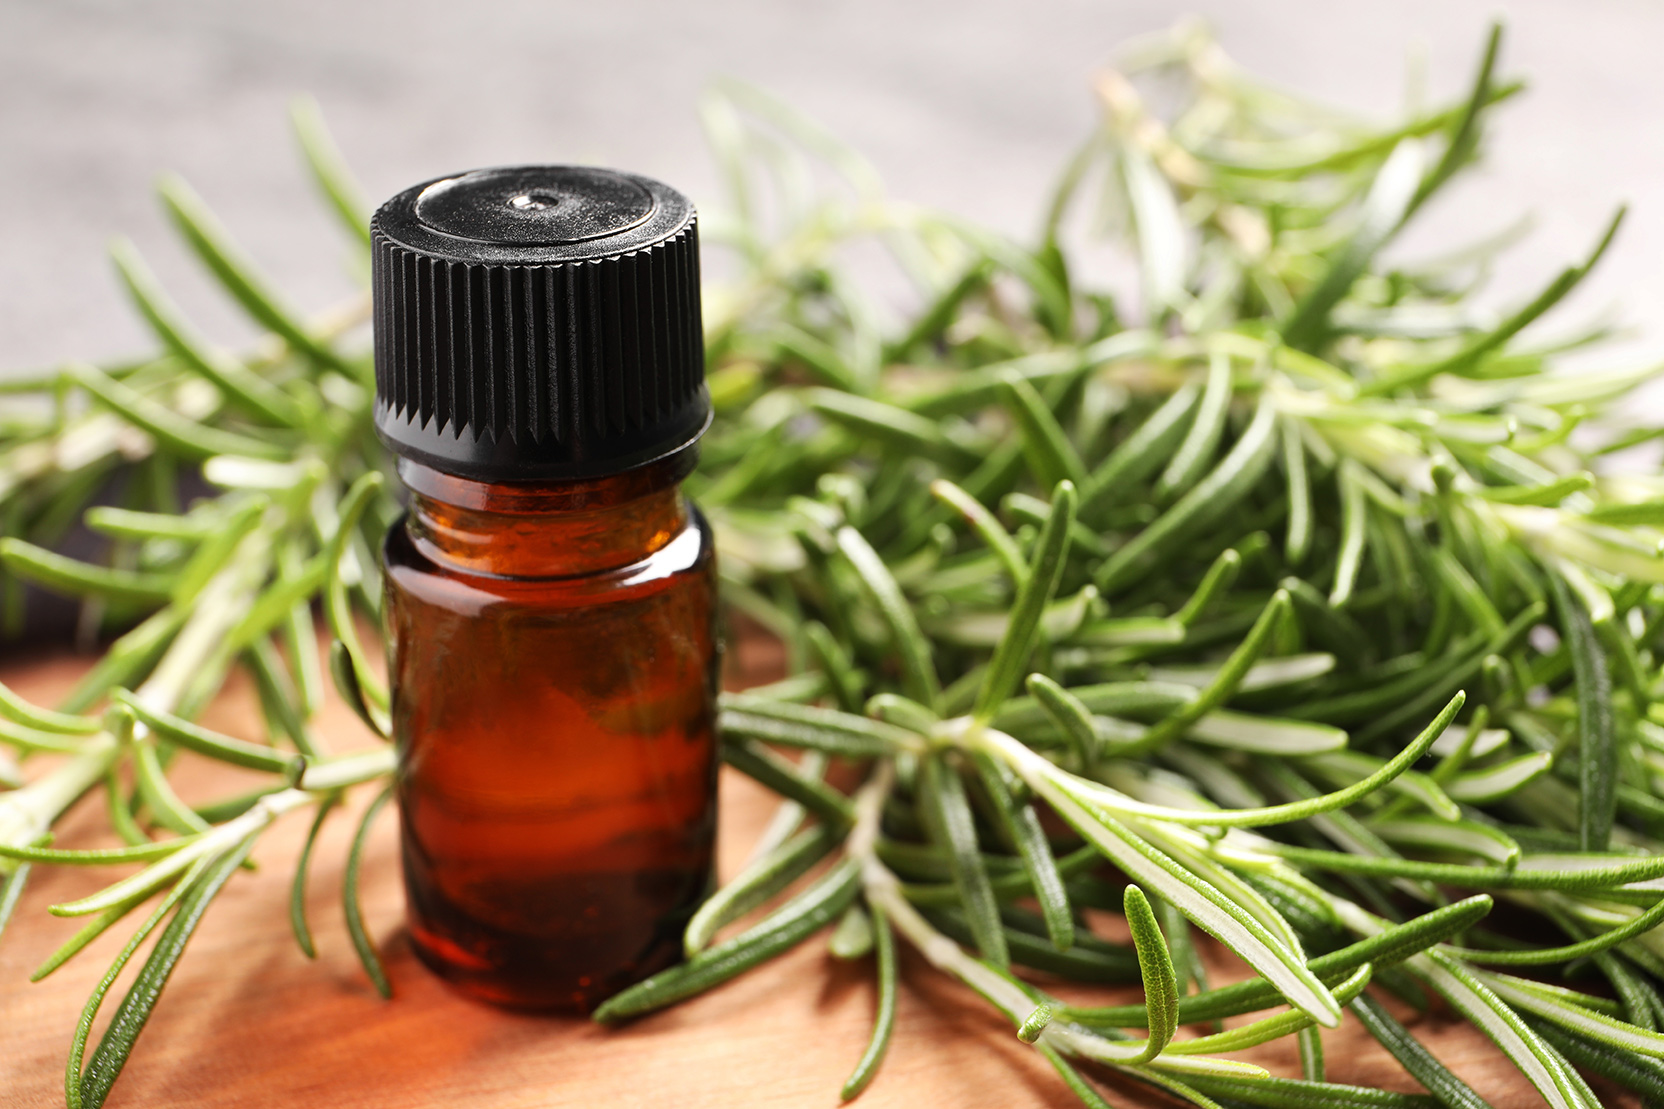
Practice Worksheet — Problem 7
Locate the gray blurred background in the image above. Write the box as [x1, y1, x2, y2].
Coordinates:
[0, 0, 1660, 373]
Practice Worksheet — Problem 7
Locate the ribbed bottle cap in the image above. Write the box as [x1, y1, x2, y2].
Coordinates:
[371, 166, 708, 482]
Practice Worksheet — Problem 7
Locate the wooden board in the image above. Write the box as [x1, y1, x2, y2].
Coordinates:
[0, 643, 1638, 1108]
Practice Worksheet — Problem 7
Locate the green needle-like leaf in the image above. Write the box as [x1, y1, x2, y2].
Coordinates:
[973, 751, 1074, 950]
[1268, 847, 1664, 890]
[921, 753, 1008, 967]
[130, 735, 212, 838]
[840, 900, 898, 1101]
[803, 621, 866, 712]
[1408, 22, 1504, 216]
[0, 538, 174, 605]
[1419, 951, 1599, 1109]
[1095, 394, 1279, 592]
[1331, 461, 1369, 606]
[722, 739, 854, 827]
[32, 882, 169, 983]
[1528, 1018, 1664, 1103]
[1281, 419, 1314, 568]
[1167, 964, 1373, 1056]
[595, 859, 861, 1023]
[1184, 1073, 1436, 1109]
[290, 95, 373, 248]
[1123, 146, 1190, 316]
[343, 783, 393, 999]
[1001, 373, 1087, 490]
[109, 239, 308, 428]
[1548, 573, 1616, 851]
[115, 690, 302, 778]
[1483, 970, 1664, 1060]
[1298, 1025, 1325, 1084]
[1351, 993, 1494, 1109]
[158, 174, 356, 377]
[0, 839, 192, 866]
[808, 389, 982, 467]
[685, 823, 842, 956]
[1063, 895, 1491, 1028]
[719, 697, 923, 756]
[1476, 472, 1594, 506]
[1356, 602, 1543, 743]
[289, 793, 339, 960]
[974, 479, 1076, 720]
[0, 720, 87, 754]
[76, 839, 254, 1109]
[1156, 352, 1233, 502]
[1137, 589, 1290, 750]
[0, 679, 101, 734]
[322, 473, 389, 715]
[247, 636, 319, 757]
[329, 639, 388, 739]
[1584, 498, 1664, 526]
[55, 608, 187, 716]
[1445, 894, 1664, 967]
[837, 526, 941, 708]
[0, 863, 33, 943]
[1281, 137, 1426, 352]
[62, 361, 287, 462]
[1078, 381, 1200, 522]
[1175, 548, 1242, 627]
[919, 905, 1136, 981]
[828, 902, 875, 960]
[1025, 673, 1099, 771]
[1361, 206, 1624, 396]
[1123, 885, 1179, 1061]
[930, 479, 1029, 587]
[1024, 772, 1341, 1027]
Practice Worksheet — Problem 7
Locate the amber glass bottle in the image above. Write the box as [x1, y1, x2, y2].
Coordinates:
[370, 166, 717, 1011]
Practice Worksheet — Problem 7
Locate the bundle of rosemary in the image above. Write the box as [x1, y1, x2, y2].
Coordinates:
[3, 20, 1664, 1109]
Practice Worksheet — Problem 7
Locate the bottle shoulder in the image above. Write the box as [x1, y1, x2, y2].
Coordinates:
[384, 503, 715, 607]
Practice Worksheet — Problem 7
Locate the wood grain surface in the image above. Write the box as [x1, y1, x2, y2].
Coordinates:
[0, 637, 1638, 1108]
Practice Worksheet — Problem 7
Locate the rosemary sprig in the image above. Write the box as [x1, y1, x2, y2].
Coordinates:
[6, 19, 1664, 1109]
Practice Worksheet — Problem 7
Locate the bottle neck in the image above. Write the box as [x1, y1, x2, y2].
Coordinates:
[399, 450, 695, 579]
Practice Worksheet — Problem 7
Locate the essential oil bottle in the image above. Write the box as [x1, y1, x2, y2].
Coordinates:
[370, 166, 719, 1011]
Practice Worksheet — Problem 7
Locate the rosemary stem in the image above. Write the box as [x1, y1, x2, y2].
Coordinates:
[2, 522, 281, 848]
[297, 747, 396, 791]
[135, 526, 274, 714]
[850, 764, 1036, 1022]
[0, 737, 119, 842]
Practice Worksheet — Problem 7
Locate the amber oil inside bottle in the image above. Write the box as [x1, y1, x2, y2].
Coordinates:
[383, 449, 719, 1011]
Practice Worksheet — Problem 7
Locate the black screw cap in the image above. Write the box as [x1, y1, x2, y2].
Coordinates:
[371, 166, 707, 482]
